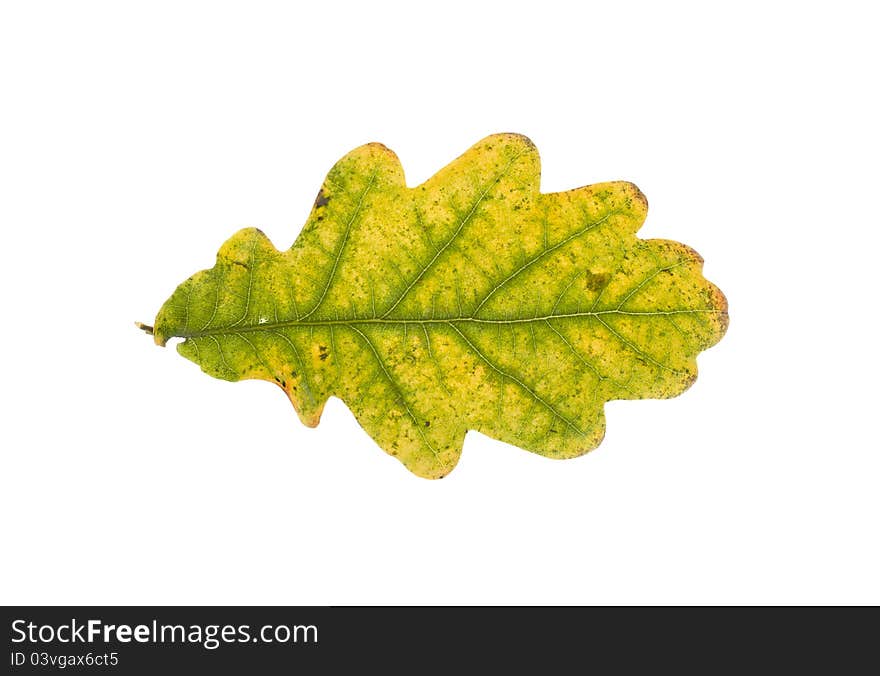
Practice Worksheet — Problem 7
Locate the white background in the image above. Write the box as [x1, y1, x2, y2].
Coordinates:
[1, 1, 877, 605]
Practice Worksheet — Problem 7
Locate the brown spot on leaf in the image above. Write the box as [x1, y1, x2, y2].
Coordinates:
[314, 188, 330, 209]
[584, 270, 610, 292]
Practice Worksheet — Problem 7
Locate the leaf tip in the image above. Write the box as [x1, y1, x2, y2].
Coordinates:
[300, 413, 322, 429]
[625, 181, 648, 212]
[492, 131, 536, 148]
[363, 140, 392, 152]
[352, 141, 400, 165]
[713, 285, 730, 337]
[282, 388, 325, 429]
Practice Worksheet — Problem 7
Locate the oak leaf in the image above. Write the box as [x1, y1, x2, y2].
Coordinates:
[144, 134, 728, 478]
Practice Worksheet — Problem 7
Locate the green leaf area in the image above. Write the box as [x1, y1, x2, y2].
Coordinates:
[151, 134, 728, 478]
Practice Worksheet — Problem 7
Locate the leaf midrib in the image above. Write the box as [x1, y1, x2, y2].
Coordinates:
[174, 308, 721, 339]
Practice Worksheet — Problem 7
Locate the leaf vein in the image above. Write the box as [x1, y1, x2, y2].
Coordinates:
[381, 148, 528, 317]
[473, 210, 615, 316]
[301, 172, 377, 320]
[447, 323, 584, 436]
[348, 326, 439, 458]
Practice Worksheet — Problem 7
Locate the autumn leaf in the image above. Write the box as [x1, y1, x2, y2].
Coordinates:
[143, 134, 728, 478]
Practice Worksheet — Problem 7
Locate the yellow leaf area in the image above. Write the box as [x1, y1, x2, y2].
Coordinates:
[152, 134, 728, 478]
